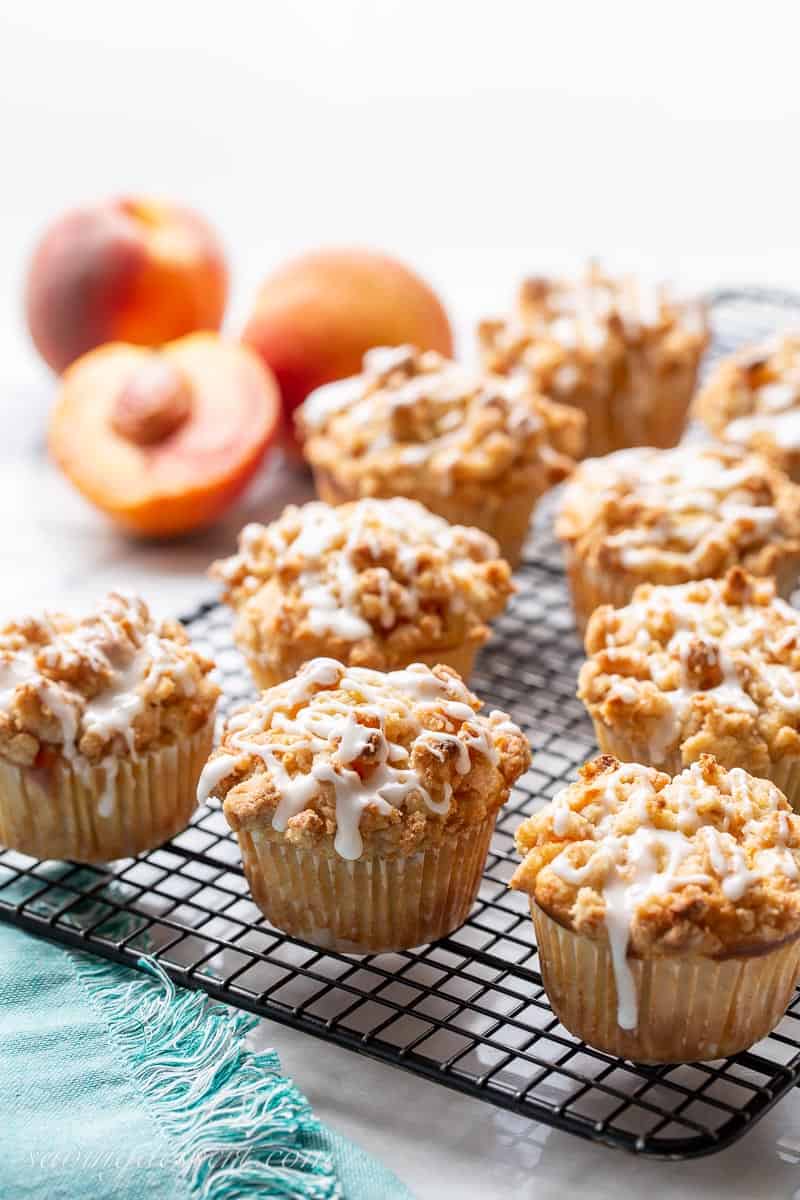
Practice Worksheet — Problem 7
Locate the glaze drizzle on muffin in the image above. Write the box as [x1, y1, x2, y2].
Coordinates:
[696, 333, 800, 477]
[558, 443, 800, 581]
[297, 345, 584, 494]
[199, 658, 529, 860]
[0, 592, 218, 811]
[580, 569, 800, 772]
[211, 498, 514, 679]
[512, 754, 800, 1029]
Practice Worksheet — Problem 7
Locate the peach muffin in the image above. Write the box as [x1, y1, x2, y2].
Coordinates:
[211, 498, 514, 687]
[557, 442, 800, 632]
[696, 334, 800, 481]
[296, 345, 585, 567]
[0, 592, 218, 862]
[198, 657, 530, 952]
[511, 753, 800, 1062]
[579, 569, 800, 808]
[478, 263, 708, 456]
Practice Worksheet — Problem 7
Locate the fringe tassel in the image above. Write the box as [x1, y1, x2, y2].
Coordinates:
[70, 953, 341, 1200]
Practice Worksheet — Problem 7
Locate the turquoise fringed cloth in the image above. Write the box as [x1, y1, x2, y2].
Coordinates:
[1, 924, 413, 1199]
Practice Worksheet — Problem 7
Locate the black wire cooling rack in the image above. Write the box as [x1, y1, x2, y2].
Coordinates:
[3, 289, 800, 1161]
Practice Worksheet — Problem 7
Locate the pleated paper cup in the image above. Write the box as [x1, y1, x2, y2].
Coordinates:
[0, 716, 215, 863]
[236, 812, 497, 953]
[592, 719, 800, 814]
[244, 640, 481, 693]
[311, 465, 536, 569]
[763, 756, 800, 813]
[564, 552, 641, 636]
[571, 359, 698, 458]
[590, 721, 685, 778]
[532, 902, 800, 1063]
[566, 551, 800, 640]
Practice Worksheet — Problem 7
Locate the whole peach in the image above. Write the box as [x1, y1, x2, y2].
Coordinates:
[241, 248, 453, 443]
[26, 198, 228, 372]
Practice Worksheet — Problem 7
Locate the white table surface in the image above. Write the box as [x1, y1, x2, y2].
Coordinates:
[4, 3, 800, 1194]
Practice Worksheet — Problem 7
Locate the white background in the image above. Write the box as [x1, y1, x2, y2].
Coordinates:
[3, 3, 800, 1195]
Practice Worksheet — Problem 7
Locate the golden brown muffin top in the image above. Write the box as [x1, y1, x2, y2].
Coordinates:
[511, 753, 800, 962]
[199, 658, 530, 860]
[0, 592, 219, 768]
[296, 345, 585, 497]
[556, 443, 800, 583]
[210, 499, 514, 672]
[478, 263, 708, 390]
[580, 569, 800, 771]
[696, 334, 800, 474]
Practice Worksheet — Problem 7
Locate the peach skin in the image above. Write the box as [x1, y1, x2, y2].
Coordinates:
[26, 198, 228, 372]
[240, 247, 453, 448]
[48, 334, 280, 537]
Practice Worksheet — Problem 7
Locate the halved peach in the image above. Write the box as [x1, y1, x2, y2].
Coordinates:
[49, 334, 280, 537]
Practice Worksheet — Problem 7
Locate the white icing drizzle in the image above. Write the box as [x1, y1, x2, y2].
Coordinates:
[721, 338, 800, 451]
[297, 347, 546, 480]
[727, 409, 800, 451]
[223, 498, 497, 647]
[547, 760, 797, 1030]
[196, 753, 245, 807]
[568, 445, 782, 574]
[213, 658, 502, 861]
[496, 268, 705, 358]
[0, 593, 201, 815]
[592, 576, 800, 765]
[0, 652, 38, 710]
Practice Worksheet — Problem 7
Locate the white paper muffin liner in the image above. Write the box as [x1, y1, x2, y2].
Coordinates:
[565, 551, 800, 637]
[0, 716, 215, 863]
[245, 639, 481, 693]
[236, 811, 498, 953]
[532, 901, 800, 1063]
[563, 358, 699, 459]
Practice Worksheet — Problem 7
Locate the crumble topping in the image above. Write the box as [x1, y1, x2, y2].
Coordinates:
[0, 592, 219, 770]
[557, 443, 800, 583]
[696, 334, 800, 473]
[511, 754, 800, 1027]
[478, 263, 708, 392]
[211, 499, 514, 674]
[297, 345, 585, 497]
[199, 658, 530, 859]
[580, 569, 800, 770]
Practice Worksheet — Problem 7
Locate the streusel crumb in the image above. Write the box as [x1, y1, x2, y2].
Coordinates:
[0, 592, 219, 767]
[211, 498, 514, 676]
[479, 263, 707, 388]
[297, 345, 585, 499]
[580, 569, 800, 771]
[557, 443, 800, 584]
[696, 334, 800, 477]
[511, 753, 800, 957]
[200, 658, 530, 859]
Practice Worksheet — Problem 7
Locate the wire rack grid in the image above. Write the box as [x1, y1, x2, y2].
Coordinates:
[3, 289, 800, 1161]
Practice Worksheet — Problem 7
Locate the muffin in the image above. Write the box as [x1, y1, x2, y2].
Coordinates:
[0, 592, 219, 862]
[297, 344, 585, 567]
[478, 263, 709, 456]
[211, 498, 514, 688]
[556, 442, 800, 632]
[511, 753, 800, 1062]
[696, 333, 800, 481]
[579, 568, 800, 808]
[198, 657, 530, 952]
